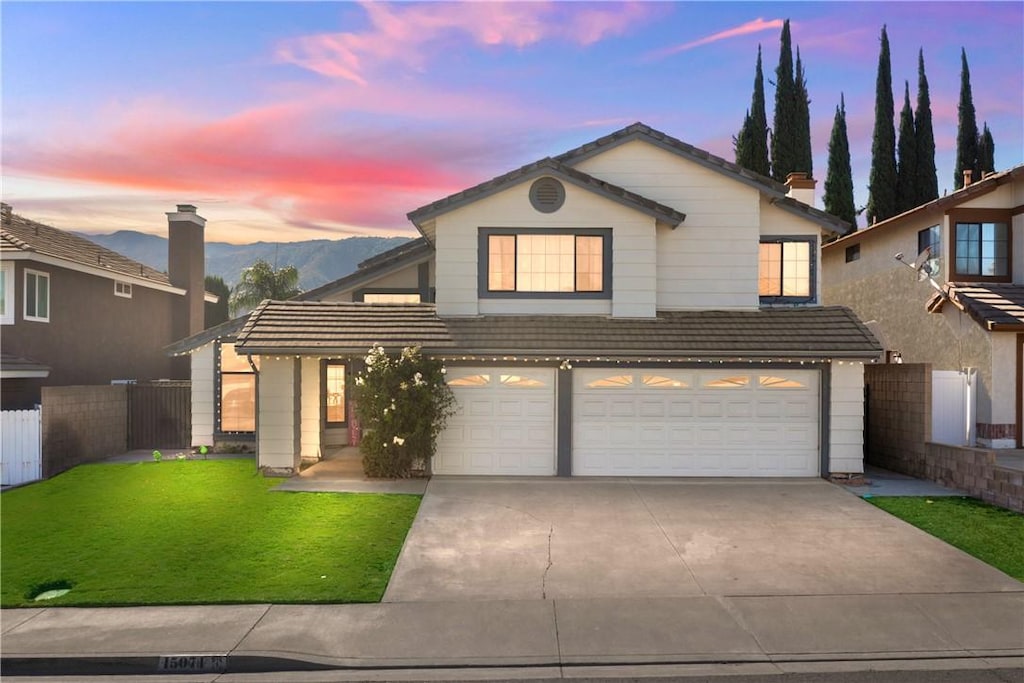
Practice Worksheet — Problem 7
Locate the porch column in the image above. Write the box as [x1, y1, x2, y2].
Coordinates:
[257, 356, 301, 473]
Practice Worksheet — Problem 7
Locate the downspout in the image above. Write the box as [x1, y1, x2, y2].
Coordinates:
[247, 355, 260, 470]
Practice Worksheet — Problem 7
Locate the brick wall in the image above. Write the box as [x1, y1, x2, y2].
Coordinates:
[41, 385, 127, 477]
[925, 443, 1024, 513]
[864, 363, 931, 476]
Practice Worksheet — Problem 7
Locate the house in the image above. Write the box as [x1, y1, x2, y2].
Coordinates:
[822, 165, 1024, 449]
[1, 203, 213, 409]
[171, 123, 881, 477]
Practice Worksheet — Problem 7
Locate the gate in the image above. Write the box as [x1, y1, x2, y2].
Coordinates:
[1, 408, 42, 486]
[128, 382, 191, 449]
[932, 370, 975, 446]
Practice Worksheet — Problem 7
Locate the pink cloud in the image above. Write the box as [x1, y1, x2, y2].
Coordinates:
[276, 1, 657, 85]
[648, 18, 783, 60]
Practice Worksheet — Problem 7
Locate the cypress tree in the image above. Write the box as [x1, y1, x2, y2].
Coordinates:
[954, 48, 979, 189]
[770, 19, 798, 182]
[735, 46, 770, 177]
[794, 48, 813, 178]
[914, 49, 938, 204]
[824, 94, 856, 228]
[978, 122, 995, 176]
[866, 25, 897, 224]
[896, 81, 918, 213]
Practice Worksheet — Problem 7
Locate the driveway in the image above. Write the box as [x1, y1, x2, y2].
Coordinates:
[384, 477, 1023, 602]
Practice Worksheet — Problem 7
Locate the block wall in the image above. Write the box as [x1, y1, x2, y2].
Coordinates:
[41, 385, 127, 477]
[864, 363, 931, 476]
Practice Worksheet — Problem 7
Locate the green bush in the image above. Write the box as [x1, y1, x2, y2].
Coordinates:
[353, 345, 456, 478]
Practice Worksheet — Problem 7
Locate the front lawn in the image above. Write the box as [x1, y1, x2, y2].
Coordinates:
[866, 496, 1024, 581]
[1, 460, 420, 607]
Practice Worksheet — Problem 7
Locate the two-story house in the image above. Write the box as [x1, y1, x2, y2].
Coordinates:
[1, 203, 212, 409]
[822, 165, 1024, 449]
[171, 123, 880, 478]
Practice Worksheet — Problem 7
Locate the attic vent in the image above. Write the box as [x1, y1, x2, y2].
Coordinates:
[529, 177, 565, 213]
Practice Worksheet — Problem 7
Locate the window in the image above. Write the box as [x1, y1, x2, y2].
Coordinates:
[953, 220, 1009, 279]
[114, 281, 133, 298]
[0, 262, 12, 325]
[480, 228, 611, 298]
[704, 375, 750, 388]
[499, 374, 547, 388]
[918, 225, 940, 256]
[447, 373, 491, 387]
[360, 292, 421, 303]
[323, 362, 346, 426]
[759, 375, 806, 388]
[759, 238, 814, 303]
[585, 374, 634, 388]
[642, 374, 690, 388]
[844, 244, 860, 263]
[218, 342, 257, 433]
[23, 269, 49, 322]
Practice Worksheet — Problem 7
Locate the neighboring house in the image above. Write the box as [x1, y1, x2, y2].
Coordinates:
[171, 123, 881, 478]
[822, 165, 1024, 448]
[1, 203, 212, 409]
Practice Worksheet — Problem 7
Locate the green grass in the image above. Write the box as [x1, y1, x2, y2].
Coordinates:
[1, 460, 420, 607]
[867, 496, 1024, 581]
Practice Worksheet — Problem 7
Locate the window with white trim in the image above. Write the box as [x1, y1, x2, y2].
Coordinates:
[23, 269, 50, 322]
[114, 281, 133, 298]
[0, 262, 13, 325]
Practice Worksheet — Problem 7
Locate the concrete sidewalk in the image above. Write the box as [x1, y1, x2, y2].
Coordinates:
[2, 592, 1022, 677]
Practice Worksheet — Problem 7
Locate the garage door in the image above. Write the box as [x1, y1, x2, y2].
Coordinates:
[434, 367, 556, 475]
[573, 368, 819, 476]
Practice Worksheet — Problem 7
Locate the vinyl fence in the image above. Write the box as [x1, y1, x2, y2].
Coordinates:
[1, 408, 42, 486]
[932, 369, 976, 446]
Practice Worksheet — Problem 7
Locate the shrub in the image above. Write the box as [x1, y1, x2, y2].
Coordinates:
[353, 345, 456, 478]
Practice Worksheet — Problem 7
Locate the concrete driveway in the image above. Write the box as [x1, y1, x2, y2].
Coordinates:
[384, 477, 1023, 602]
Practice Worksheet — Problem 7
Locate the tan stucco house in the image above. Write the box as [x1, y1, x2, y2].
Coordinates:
[171, 123, 880, 478]
[822, 165, 1024, 448]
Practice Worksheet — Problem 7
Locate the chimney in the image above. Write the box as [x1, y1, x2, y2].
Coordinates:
[0, 203, 12, 223]
[963, 169, 973, 187]
[785, 172, 816, 206]
[167, 204, 206, 341]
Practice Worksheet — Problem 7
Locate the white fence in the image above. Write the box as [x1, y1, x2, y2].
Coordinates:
[932, 370, 976, 446]
[1, 408, 42, 486]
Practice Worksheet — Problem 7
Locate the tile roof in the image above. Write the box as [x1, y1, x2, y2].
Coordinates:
[408, 157, 686, 230]
[231, 301, 881, 359]
[164, 315, 250, 356]
[1, 205, 173, 287]
[295, 237, 432, 302]
[0, 352, 50, 376]
[930, 283, 1024, 331]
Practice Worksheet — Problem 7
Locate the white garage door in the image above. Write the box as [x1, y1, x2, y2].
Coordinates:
[434, 367, 556, 475]
[573, 368, 819, 477]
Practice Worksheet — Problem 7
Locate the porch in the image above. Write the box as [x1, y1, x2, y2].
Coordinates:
[274, 446, 427, 494]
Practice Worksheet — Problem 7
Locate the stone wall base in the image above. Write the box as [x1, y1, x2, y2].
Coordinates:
[925, 442, 1023, 513]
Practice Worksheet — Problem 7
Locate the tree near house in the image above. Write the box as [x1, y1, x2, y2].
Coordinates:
[914, 49, 938, 205]
[734, 45, 770, 177]
[824, 94, 856, 228]
[794, 48, 813, 179]
[770, 19, 799, 182]
[954, 48, 980, 189]
[978, 122, 995, 177]
[866, 25, 897, 225]
[229, 258, 301, 315]
[896, 81, 918, 214]
[204, 275, 230, 327]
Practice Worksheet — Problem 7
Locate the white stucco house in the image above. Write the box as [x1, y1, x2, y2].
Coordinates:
[170, 123, 881, 478]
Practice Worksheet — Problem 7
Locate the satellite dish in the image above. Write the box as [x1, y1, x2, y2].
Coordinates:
[894, 247, 944, 294]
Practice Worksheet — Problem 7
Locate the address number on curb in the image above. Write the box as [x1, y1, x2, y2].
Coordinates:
[159, 655, 227, 672]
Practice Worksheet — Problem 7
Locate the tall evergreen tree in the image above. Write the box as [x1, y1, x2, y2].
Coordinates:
[734, 111, 756, 172]
[866, 25, 897, 224]
[770, 19, 798, 182]
[954, 48, 980, 189]
[978, 122, 995, 176]
[914, 49, 938, 204]
[824, 94, 856, 228]
[794, 48, 813, 178]
[896, 81, 918, 213]
[735, 45, 771, 176]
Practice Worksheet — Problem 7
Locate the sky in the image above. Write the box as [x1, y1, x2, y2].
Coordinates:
[2, 1, 1022, 244]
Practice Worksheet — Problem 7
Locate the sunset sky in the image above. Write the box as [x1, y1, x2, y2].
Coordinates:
[3, 1, 1022, 243]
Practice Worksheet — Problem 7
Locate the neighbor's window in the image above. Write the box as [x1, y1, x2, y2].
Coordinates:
[0, 262, 13, 325]
[23, 269, 50, 322]
[482, 229, 609, 297]
[114, 281, 133, 298]
[324, 361, 346, 426]
[918, 225, 940, 256]
[953, 221, 1009, 278]
[759, 239, 813, 301]
[218, 342, 257, 432]
[844, 244, 860, 263]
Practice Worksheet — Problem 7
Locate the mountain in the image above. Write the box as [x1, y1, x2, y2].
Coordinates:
[77, 231, 414, 290]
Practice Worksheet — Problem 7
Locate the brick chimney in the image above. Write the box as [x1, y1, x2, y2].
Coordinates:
[167, 204, 206, 340]
[785, 172, 816, 206]
[962, 169, 974, 187]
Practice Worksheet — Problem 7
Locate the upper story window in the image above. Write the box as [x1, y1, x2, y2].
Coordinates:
[844, 244, 860, 263]
[479, 228, 611, 299]
[359, 292, 421, 303]
[114, 280, 133, 298]
[758, 238, 815, 304]
[917, 225, 941, 276]
[24, 269, 49, 322]
[952, 220, 1009, 280]
[0, 262, 13, 325]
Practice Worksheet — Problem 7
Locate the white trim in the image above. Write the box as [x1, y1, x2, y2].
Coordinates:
[2, 252, 187, 296]
[0, 262, 13, 325]
[0, 369, 50, 379]
[114, 280, 133, 298]
[23, 268, 50, 323]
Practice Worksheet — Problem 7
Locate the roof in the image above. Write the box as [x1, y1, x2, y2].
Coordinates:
[554, 122, 851, 236]
[164, 314, 250, 356]
[408, 157, 686, 232]
[295, 237, 432, 302]
[1, 206, 173, 288]
[0, 352, 50, 378]
[231, 301, 881, 359]
[929, 283, 1024, 331]
[824, 164, 1024, 250]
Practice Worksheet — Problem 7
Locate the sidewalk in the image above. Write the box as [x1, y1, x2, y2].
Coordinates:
[3, 592, 1022, 678]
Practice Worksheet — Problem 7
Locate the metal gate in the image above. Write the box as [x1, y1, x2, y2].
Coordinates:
[128, 382, 191, 449]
